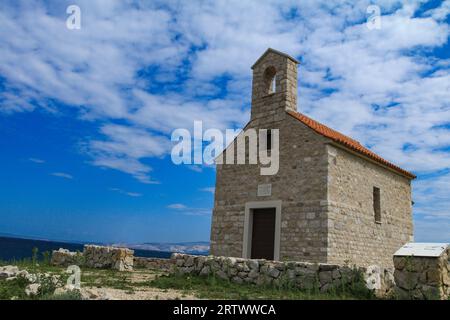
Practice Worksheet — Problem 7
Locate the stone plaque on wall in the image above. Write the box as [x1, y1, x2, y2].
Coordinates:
[257, 184, 272, 197]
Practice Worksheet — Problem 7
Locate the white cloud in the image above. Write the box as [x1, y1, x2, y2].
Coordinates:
[29, 158, 45, 164]
[125, 192, 142, 197]
[85, 124, 169, 183]
[109, 188, 142, 198]
[188, 166, 203, 173]
[200, 187, 215, 194]
[167, 203, 187, 210]
[424, 0, 450, 21]
[167, 203, 211, 216]
[181, 210, 212, 217]
[51, 172, 73, 180]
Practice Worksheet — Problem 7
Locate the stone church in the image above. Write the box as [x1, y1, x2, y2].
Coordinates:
[210, 48, 415, 267]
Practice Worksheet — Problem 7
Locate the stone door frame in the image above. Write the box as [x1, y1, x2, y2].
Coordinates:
[243, 200, 282, 261]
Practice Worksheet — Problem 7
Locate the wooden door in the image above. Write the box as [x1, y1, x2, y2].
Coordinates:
[250, 208, 276, 260]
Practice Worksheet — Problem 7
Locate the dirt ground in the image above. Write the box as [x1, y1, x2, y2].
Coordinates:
[80, 286, 197, 300]
[80, 269, 197, 300]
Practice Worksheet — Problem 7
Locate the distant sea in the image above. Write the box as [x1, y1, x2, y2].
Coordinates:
[0, 236, 172, 261]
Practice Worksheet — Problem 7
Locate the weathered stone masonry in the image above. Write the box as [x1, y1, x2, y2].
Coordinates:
[393, 246, 450, 299]
[211, 114, 330, 263]
[51, 245, 174, 271]
[51, 245, 134, 271]
[327, 145, 413, 267]
[171, 253, 396, 297]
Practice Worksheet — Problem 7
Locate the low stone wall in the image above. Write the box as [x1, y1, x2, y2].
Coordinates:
[133, 257, 174, 270]
[48, 243, 449, 299]
[170, 253, 394, 297]
[393, 249, 450, 299]
[51, 245, 134, 271]
[50, 248, 84, 267]
[84, 245, 134, 271]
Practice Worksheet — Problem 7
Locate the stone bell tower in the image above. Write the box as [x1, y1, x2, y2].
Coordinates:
[250, 48, 299, 120]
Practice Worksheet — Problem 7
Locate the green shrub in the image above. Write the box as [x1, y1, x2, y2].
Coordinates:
[40, 290, 82, 300]
[0, 276, 30, 300]
[31, 247, 39, 265]
[334, 267, 374, 299]
[41, 251, 51, 266]
[36, 275, 59, 297]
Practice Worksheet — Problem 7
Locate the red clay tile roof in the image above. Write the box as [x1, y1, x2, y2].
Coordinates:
[287, 110, 416, 179]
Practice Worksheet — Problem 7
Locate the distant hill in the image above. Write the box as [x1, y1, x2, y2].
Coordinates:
[113, 242, 210, 255]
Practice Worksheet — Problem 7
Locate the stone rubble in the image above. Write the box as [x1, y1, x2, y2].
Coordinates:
[1, 263, 111, 299]
[80, 287, 114, 300]
[25, 283, 41, 296]
[0, 265, 20, 280]
[0, 265, 39, 283]
[53, 286, 113, 300]
[0, 265, 62, 297]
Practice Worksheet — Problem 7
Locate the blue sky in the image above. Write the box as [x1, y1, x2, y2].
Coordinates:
[0, 0, 449, 244]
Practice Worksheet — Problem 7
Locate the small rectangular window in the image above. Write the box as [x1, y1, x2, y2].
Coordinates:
[373, 187, 381, 223]
[267, 130, 272, 151]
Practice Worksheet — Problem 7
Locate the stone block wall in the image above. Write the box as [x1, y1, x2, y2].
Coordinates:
[211, 115, 330, 263]
[84, 245, 134, 271]
[393, 249, 450, 300]
[171, 253, 395, 297]
[327, 145, 414, 268]
[51, 245, 134, 271]
[251, 50, 298, 120]
[133, 257, 173, 270]
[50, 248, 84, 267]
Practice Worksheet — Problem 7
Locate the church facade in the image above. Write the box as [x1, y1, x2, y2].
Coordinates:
[210, 48, 415, 267]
